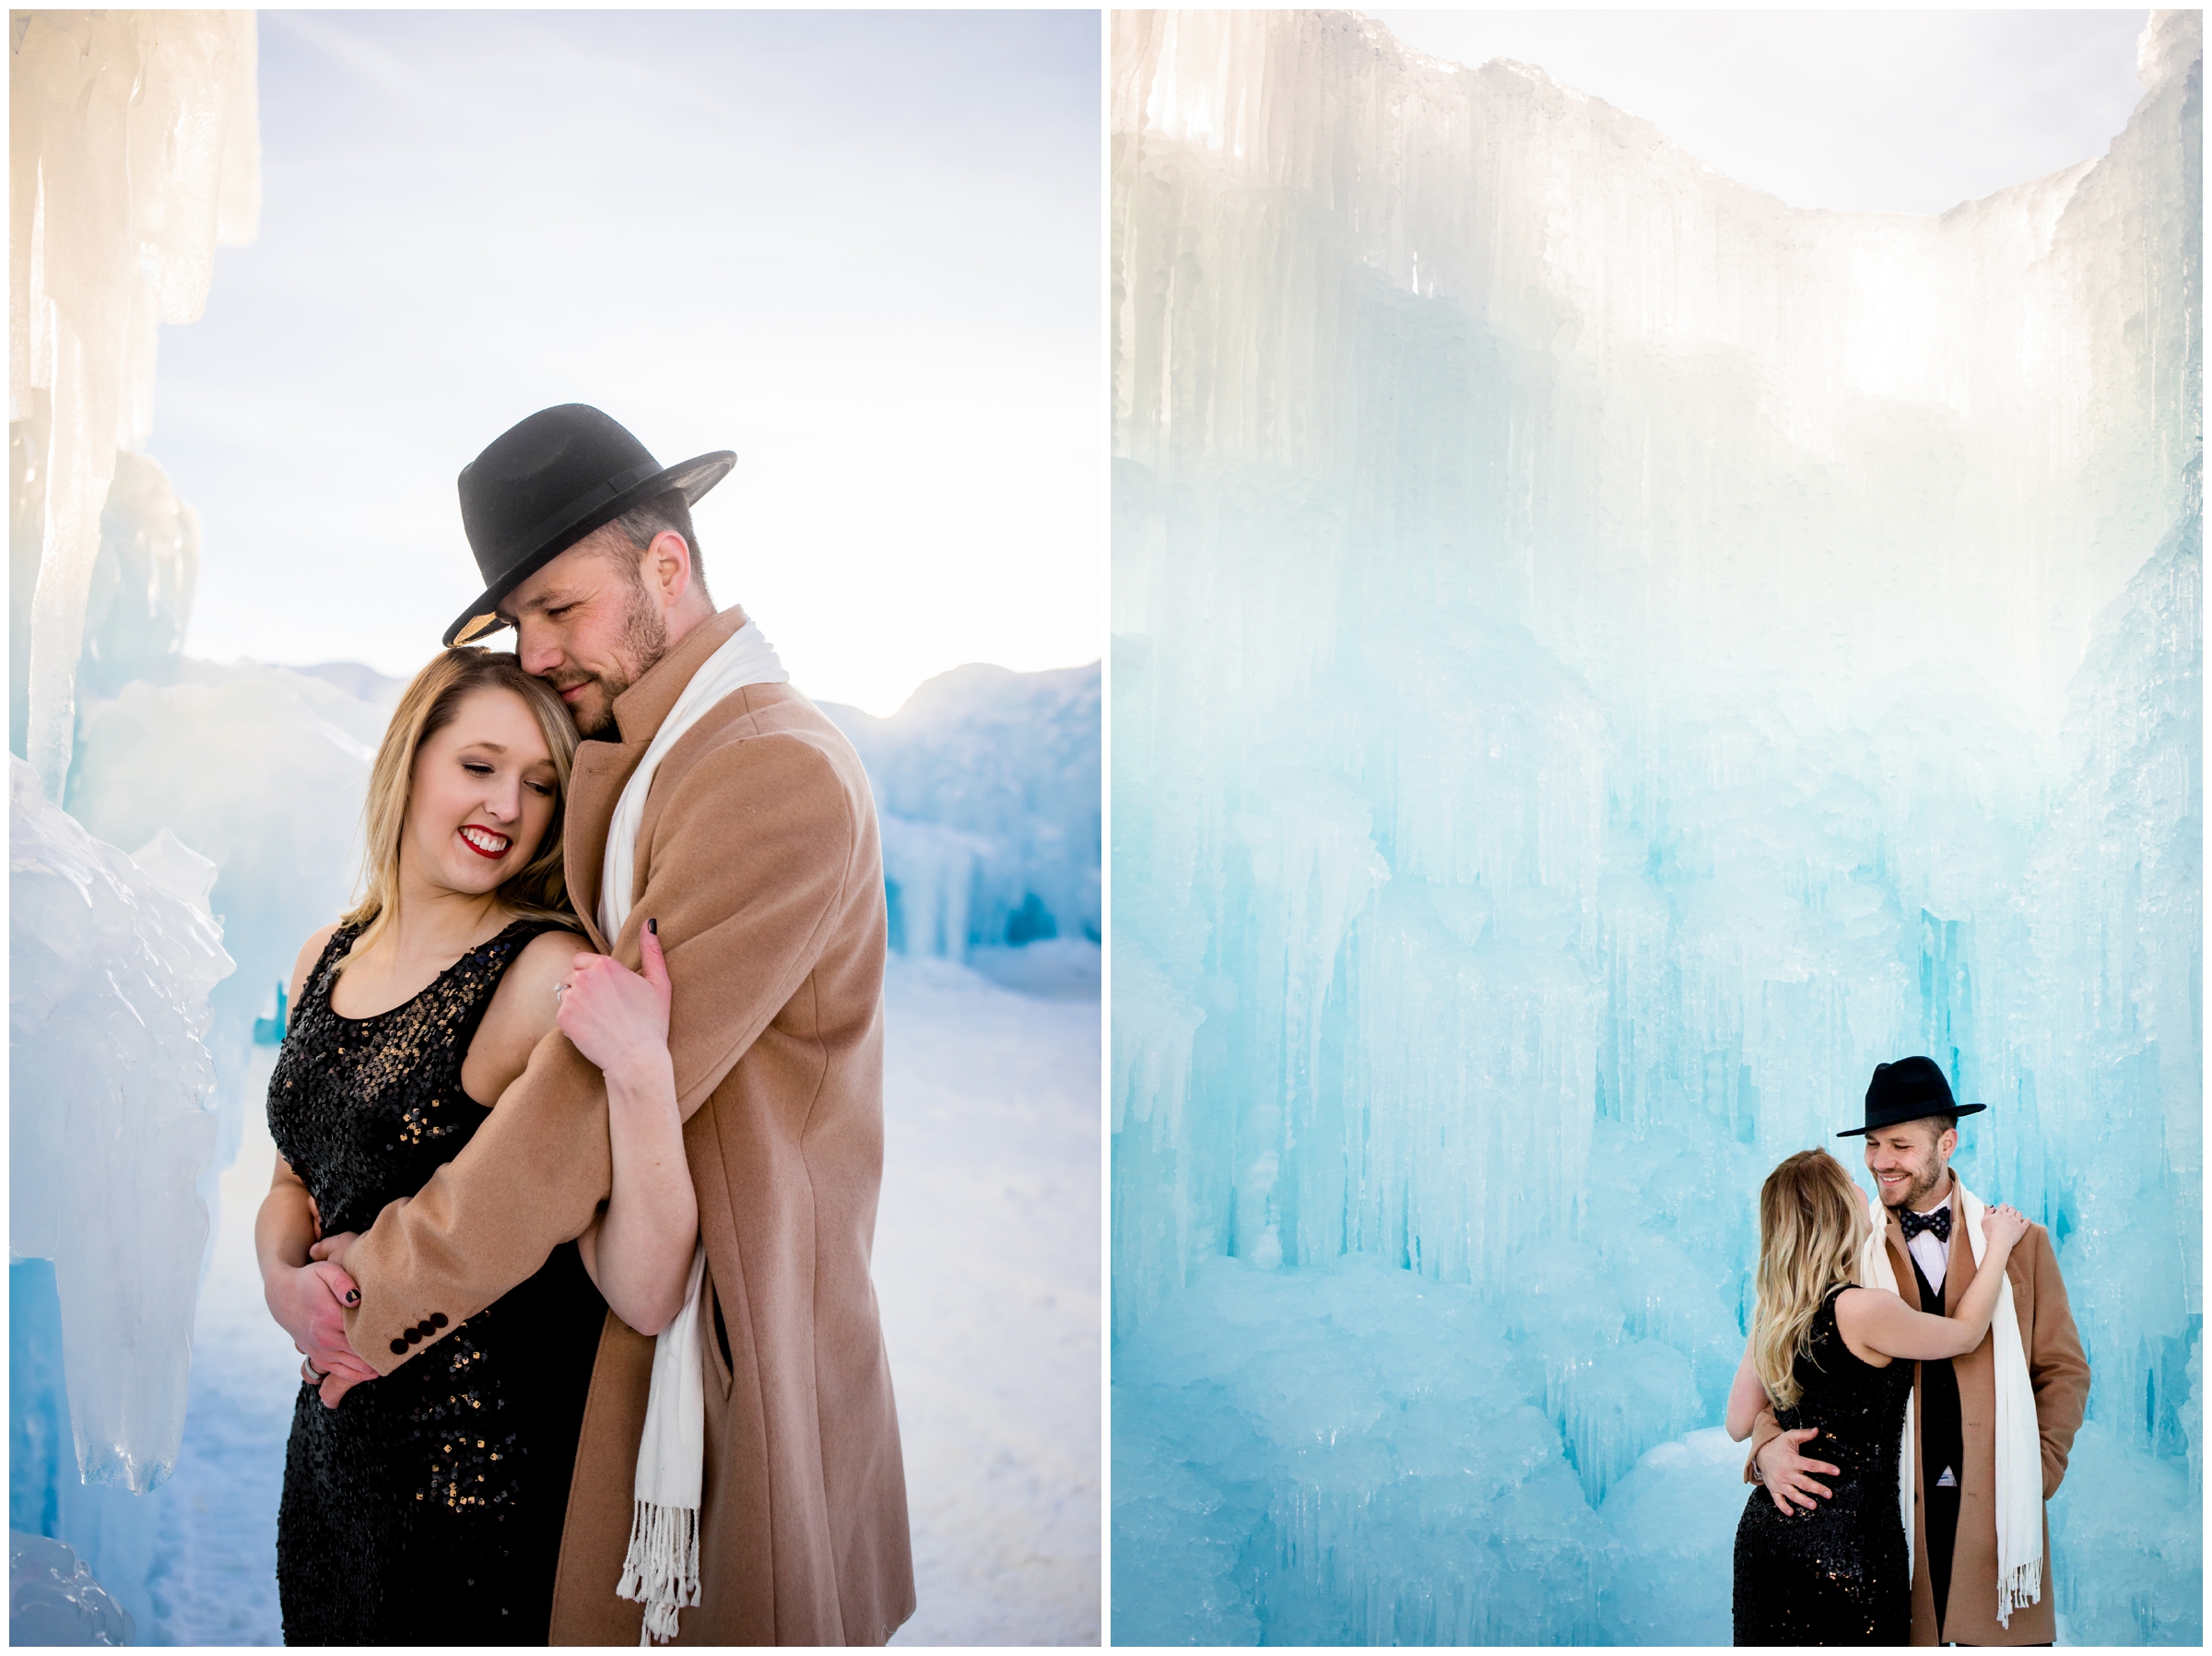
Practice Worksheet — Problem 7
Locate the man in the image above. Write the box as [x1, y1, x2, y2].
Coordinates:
[1748, 1057, 2089, 1645]
[315, 404, 914, 1643]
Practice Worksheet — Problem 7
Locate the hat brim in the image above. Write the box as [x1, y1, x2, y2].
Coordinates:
[1835, 1101, 1986, 1138]
[441, 450, 736, 648]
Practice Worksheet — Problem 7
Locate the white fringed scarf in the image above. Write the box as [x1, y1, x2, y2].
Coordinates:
[1857, 1181, 2043, 1627]
[604, 619, 788, 1643]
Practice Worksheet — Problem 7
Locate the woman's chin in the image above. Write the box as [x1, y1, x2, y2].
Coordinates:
[438, 859, 512, 898]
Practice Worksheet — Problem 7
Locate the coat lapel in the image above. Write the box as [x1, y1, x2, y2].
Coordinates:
[1885, 1225, 1918, 1306]
[559, 605, 754, 956]
[565, 740, 635, 952]
[1942, 1191, 1974, 1314]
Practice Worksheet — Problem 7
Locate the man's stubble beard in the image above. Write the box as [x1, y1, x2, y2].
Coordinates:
[1881, 1155, 1947, 1214]
[564, 579, 671, 737]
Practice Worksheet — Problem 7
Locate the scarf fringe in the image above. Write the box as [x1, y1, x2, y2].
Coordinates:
[618, 1497, 701, 1645]
[1996, 1558, 2041, 1628]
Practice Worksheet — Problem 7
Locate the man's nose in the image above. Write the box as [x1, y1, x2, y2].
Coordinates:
[514, 622, 562, 678]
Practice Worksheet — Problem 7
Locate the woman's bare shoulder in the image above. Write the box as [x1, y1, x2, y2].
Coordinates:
[481, 925, 593, 1039]
[512, 924, 594, 983]
[462, 923, 594, 1103]
[1832, 1284, 1896, 1311]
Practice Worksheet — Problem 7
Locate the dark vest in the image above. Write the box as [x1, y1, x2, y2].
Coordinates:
[1909, 1249, 1965, 1489]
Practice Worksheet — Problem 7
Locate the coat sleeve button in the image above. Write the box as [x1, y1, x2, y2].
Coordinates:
[430, 1312, 449, 1329]
[390, 1339, 408, 1355]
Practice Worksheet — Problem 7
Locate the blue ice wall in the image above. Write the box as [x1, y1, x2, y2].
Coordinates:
[1111, 10, 2200, 1643]
[828, 661, 1101, 962]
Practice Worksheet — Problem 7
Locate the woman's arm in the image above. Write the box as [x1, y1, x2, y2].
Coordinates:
[554, 922, 698, 1336]
[1839, 1204, 2031, 1361]
[257, 928, 378, 1387]
[1724, 1334, 1770, 1440]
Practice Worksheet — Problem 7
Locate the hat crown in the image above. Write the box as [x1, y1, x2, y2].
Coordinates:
[472, 403, 653, 487]
[1866, 1054, 1954, 1113]
[457, 404, 663, 587]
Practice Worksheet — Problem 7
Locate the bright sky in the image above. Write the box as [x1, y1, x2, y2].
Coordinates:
[1368, 10, 2153, 216]
[151, 10, 1100, 716]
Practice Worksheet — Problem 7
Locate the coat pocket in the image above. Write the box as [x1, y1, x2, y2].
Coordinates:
[705, 1267, 736, 1400]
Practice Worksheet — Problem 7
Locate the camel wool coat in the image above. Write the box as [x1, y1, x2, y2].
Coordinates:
[1747, 1211, 2089, 1645]
[340, 605, 915, 1644]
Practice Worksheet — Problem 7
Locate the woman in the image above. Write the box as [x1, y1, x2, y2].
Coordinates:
[253, 648, 697, 1644]
[1727, 1148, 2026, 1645]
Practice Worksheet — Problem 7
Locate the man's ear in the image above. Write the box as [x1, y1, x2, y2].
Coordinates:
[1937, 1126, 1959, 1162]
[647, 529, 693, 605]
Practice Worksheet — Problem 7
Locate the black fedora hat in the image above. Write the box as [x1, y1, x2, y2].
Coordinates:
[1835, 1055, 1986, 1138]
[442, 404, 735, 647]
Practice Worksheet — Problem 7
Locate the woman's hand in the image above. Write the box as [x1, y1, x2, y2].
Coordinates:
[264, 1248, 375, 1398]
[1981, 1202, 2030, 1253]
[557, 922, 672, 1086]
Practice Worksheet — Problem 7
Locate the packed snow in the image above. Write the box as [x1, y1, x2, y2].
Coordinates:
[1112, 8, 2199, 1644]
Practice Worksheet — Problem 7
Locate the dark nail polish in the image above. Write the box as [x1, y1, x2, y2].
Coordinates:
[648, 918, 658, 934]
[346, 1290, 359, 1305]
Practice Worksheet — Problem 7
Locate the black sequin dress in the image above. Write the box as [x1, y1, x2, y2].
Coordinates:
[1733, 1286, 1914, 1645]
[271, 919, 608, 1646]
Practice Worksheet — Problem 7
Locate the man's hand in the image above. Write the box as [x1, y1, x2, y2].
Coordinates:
[1755, 1426, 1839, 1515]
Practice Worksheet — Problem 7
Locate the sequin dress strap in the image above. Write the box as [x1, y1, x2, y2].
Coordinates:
[300, 920, 362, 1005]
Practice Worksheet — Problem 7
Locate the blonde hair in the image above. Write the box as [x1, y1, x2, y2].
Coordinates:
[337, 649, 582, 969]
[1751, 1149, 1871, 1407]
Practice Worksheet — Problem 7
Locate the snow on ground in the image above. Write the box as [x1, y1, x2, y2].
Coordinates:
[143, 954, 1100, 1645]
[878, 951, 1101, 1645]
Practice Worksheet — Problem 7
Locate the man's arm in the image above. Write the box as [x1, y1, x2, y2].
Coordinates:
[2022, 1224, 2089, 1498]
[339, 733, 860, 1376]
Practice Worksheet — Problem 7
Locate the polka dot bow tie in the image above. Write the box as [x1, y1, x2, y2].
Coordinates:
[1898, 1205, 1951, 1243]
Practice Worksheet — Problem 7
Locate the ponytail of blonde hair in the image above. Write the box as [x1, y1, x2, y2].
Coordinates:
[338, 649, 582, 969]
[1751, 1148, 1871, 1407]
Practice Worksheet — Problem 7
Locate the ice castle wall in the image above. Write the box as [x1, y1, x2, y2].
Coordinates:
[10, 758, 233, 1494]
[9, 10, 258, 801]
[1112, 9, 2199, 1642]
[828, 660, 1102, 961]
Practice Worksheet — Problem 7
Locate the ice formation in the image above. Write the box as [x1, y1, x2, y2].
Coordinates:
[8, 10, 258, 799]
[7, 1531, 135, 1646]
[1112, 9, 2199, 1643]
[66, 663, 384, 1171]
[10, 758, 233, 1492]
[828, 660, 1101, 961]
